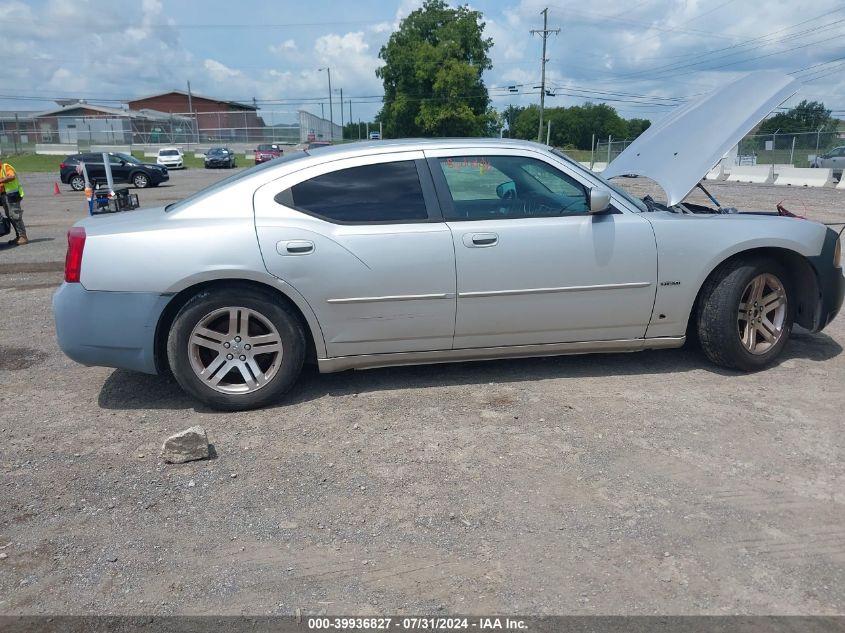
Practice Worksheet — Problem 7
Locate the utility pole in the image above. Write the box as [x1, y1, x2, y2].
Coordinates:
[339, 88, 344, 137]
[319, 67, 333, 140]
[531, 8, 559, 143]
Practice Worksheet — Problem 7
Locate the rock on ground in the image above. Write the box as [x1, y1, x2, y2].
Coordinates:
[161, 426, 210, 464]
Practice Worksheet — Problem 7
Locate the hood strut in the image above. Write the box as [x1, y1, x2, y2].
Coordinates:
[696, 182, 721, 208]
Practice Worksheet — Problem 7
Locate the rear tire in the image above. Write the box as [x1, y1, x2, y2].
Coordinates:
[697, 257, 793, 371]
[69, 175, 85, 191]
[167, 286, 306, 410]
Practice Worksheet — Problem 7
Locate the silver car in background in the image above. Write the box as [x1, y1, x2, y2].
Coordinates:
[810, 146, 845, 176]
[53, 72, 844, 410]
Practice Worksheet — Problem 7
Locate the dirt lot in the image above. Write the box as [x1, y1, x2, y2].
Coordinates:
[1, 168, 844, 615]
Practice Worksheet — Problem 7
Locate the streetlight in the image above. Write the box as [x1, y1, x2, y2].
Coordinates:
[318, 67, 333, 140]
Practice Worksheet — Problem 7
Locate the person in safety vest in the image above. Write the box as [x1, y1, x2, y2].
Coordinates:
[0, 161, 27, 245]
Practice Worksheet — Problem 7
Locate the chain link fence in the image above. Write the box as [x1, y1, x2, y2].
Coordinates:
[590, 130, 845, 169]
[0, 110, 340, 154]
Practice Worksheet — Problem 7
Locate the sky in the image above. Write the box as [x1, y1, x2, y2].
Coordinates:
[1, 0, 844, 127]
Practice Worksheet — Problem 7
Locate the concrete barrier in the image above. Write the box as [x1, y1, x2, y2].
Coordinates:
[90, 145, 131, 154]
[591, 162, 607, 173]
[774, 167, 833, 187]
[705, 164, 726, 181]
[578, 161, 591, 170]
[726, 165, 774, 184]
[35, 143, 77, 156]
[772, 164, 793, 175]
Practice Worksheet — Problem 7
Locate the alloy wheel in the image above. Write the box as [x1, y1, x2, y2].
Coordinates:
[188, 307, 284, 394]
[737, 273, 787, 355]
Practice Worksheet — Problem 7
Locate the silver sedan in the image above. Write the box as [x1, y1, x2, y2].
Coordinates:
[54, 77, 844, 410]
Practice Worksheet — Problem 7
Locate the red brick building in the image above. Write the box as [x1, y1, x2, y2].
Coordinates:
[127, 91, 264, 141]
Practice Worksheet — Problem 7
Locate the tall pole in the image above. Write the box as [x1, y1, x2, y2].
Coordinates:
[187, 80, 197, 145]
[531, 8, 559, 143]
[339, 88, 344, 137]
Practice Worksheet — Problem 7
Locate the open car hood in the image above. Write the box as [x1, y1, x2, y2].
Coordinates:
[602, 71, 799, 206]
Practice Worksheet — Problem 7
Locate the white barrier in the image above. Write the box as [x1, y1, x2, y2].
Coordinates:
[774, 167, 834, 187]
[835, 176, 845, 190]
[726, 165, 774, 184]
[90, 145, 131, 154]
[578, 161, 591, 170]
[591, 162, 607, 173]
[705, 164, 726, 181]
[35, 143, 78, 155]
[772, 164, 793, 175]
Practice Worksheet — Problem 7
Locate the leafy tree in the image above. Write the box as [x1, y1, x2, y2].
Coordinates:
[506, 102, 644, 149]
[759, 100, 837, 134]
[376, 0, 497, 137]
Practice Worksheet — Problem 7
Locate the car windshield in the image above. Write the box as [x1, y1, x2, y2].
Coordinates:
[166, 151, 307, 212]
[208, 149, 228, 155]
[257, 145, 275, 151]
[551, 148, 647, 212]
[160, 149, 179, 156]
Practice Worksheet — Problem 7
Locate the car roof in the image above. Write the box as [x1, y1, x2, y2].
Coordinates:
[303, 137, 549, 158]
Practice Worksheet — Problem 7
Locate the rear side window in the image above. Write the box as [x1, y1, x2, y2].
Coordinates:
[278, 161, 429, 224]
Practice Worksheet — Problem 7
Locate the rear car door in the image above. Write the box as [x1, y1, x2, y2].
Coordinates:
[425, 148, 658, 348]
[253, 152, 457, 358]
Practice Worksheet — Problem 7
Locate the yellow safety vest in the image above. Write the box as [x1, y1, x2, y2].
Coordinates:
[1, 163, 24, 198]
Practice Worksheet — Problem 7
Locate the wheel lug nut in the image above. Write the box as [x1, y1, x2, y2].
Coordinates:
[239, 355, 246, 361]
[224, 342, 230, 348]
[226, 354, 234, 360]
[235, 336, 242, 342]
[244, 344, 251, 350]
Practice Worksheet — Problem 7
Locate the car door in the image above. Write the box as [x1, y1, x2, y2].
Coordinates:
[424, 149, 658, 348]
[81, 153, 105, 183]
[108, 154, 131, 183]
[253, 152, 457, 358]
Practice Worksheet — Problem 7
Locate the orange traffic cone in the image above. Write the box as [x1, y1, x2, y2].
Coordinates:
[53, 182, 61, 195]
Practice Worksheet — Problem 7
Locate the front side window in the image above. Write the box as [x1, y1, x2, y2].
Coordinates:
[280, 161, 429, 224]
[436, 155, 589, 220]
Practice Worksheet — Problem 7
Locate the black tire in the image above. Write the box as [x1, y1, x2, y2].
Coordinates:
[69, 174, 85, 191]
[697, 257, 794, 371]
[132, 172, 150, 188]
[167, 286, 305, 410]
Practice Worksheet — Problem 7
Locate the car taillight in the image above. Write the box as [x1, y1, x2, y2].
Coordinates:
[64, 227, 86, 283]
[59, 162, 66, 169]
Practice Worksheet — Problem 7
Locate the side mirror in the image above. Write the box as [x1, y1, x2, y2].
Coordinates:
[588, 187, 612, 213]
[496, 181, 516, 199]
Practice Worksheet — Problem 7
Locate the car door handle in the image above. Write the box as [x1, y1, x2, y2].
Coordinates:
[463, 233, 498, 248]
[276, 240, 315, 255]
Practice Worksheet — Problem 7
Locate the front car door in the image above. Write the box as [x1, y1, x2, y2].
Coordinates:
[424, 148, 658, 348]
[253, 152, 457, 358]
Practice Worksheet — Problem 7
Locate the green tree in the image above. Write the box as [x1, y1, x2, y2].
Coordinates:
[759, 100, 837, 135]
[626, 118, 651, 139]
[376, 0, 497, 137]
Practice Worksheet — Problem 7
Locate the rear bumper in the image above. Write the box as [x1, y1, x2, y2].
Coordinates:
[52, 283, 170, 374]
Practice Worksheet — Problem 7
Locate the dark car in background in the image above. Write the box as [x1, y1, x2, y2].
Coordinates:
[204, 147, 237, 169]
[306, 141, 332, 151]
[254, 143, 282, 164]
[60, 152, 169, 191]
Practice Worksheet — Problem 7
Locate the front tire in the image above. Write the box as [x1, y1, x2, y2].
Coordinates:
[167, 286, 305, 410]
[132, 172, 150, 188]
[697, 257, 793, 371]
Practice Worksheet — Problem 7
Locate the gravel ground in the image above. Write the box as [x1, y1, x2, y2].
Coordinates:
[1, 169, 844, 615]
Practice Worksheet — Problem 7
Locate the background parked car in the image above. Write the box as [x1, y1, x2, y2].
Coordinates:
[306, 141, 332, 151]
[156, 147, 184, 169]
[204, 147, 236, 169]
[254, 143, 282, 164]
[810, 146, 845, 176]
[59, 152, 169, 190]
